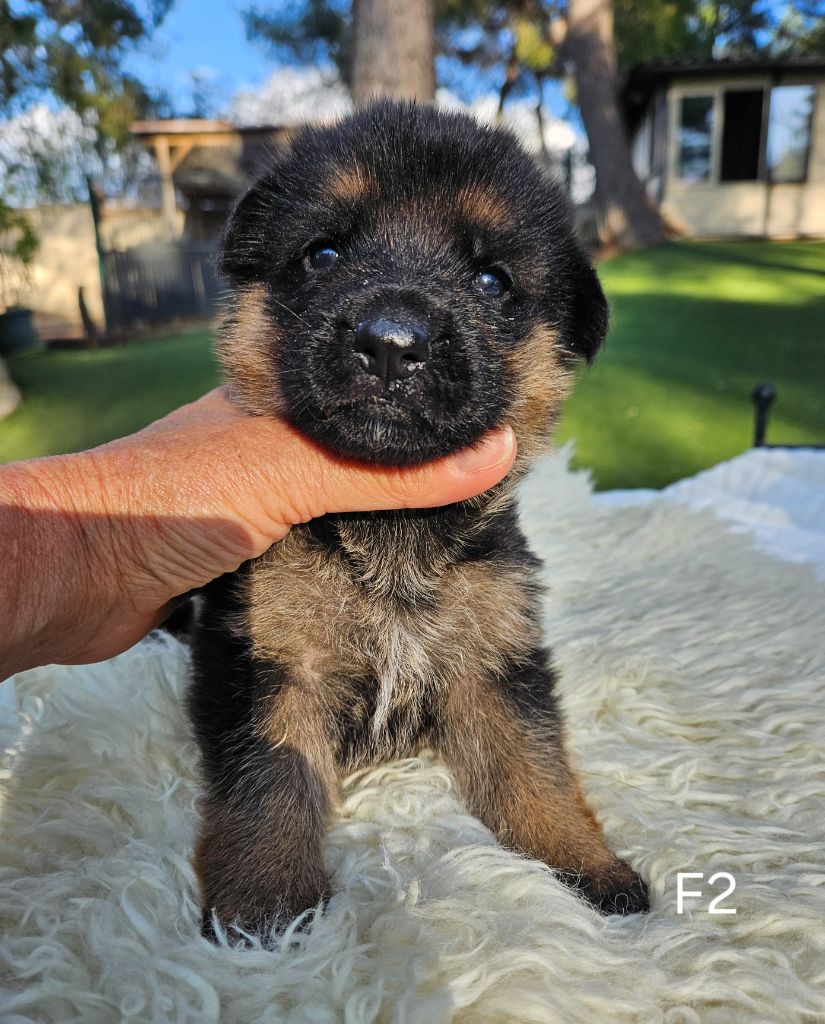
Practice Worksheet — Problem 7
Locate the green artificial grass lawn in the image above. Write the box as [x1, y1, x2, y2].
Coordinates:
[1, 240, 823, 490]
[0, 327, 221, 465]
[556, 239, 825, 489]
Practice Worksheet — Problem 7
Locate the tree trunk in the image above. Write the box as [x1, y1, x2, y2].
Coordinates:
[351, 0, 436, 105]
[565, 0, 665, 250]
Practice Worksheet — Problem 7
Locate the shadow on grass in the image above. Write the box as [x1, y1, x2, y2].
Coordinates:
[662, 240, 825, 280]
[561, 287, 825, 489]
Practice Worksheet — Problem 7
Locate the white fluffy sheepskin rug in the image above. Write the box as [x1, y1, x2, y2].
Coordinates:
[3, 454, 825, 1024]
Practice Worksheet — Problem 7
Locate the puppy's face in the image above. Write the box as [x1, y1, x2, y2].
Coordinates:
[218, 102, 607, 468]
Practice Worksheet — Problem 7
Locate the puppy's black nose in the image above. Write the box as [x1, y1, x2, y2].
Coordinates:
[353, 318, 429, 382]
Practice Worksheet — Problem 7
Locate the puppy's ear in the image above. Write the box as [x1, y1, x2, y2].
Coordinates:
[563, 251, 609, 364]
[219, 174, 278, 284]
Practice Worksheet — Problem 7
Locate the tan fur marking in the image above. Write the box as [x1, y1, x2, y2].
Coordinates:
[254, 663, 340, 818]
[215, 282, 285, 417]
[506, 324, 572, 473]
[327, 165, 373, 202]
[457, 185, 510, 229]
[439, 673, 619, 875]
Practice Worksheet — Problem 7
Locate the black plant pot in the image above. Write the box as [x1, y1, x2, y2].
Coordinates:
[0, 307, 38, 355]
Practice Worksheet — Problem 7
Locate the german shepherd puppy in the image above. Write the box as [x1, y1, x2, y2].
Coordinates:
[189, 101, 649, 941]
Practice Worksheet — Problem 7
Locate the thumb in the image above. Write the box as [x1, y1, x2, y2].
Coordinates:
[101, 387, 516, 549]
[294, 425, 518, 522]
[130, 387, 516, 553]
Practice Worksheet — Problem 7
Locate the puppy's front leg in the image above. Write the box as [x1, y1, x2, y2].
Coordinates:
[193, 674, 336, 941]
[436, 652, 649, 915]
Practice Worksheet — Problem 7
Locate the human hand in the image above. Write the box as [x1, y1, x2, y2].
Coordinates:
[0, 387, 516, 678]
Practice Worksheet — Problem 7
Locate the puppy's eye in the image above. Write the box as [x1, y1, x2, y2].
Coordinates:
[474, 267, 510, 299]
[304, 242, 339, 271]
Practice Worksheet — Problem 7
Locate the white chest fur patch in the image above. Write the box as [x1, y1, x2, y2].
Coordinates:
[244, 531, 540, 743]
[371, 617, 435, 735]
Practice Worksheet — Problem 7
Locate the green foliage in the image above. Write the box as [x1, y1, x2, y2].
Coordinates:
[0, 200, 38, 265]
[0, 196, 39, 310]
[513, 17, 555, 73]
[613, 0, 710, 71]
[436, 0, 491, 24]
[772, 1, 825, 56]
[0, 1, 174, 144]
[244, 0, 353, 84]
[0, 2, 38, 108]
[612, 0, 825, 69]
[576, 0, 820, 67]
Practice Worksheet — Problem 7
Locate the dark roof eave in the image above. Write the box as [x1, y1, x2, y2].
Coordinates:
[628, 55, 825, 81]
[130, 119, 288, 138]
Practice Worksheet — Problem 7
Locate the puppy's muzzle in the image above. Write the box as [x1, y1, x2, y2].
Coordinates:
[353, 318, 430, 383]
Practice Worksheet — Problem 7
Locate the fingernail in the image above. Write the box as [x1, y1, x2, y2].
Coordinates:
[453, 427, 516, 474]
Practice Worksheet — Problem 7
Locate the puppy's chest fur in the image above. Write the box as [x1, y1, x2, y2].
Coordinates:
[238, 510, 541, 760]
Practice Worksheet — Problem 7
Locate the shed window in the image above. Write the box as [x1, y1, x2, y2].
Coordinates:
[767, 85, 815, 183]
[720, 90, 763, 181]
[678, 96, 714, 181]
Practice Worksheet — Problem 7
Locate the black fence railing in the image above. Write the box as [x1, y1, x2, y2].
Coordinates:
[751, 383, 824, 450]
[101, 242, 225, 334]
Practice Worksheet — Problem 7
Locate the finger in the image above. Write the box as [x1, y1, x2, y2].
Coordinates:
[236, 418, 518, 527]
[312, 427, 518, 516]
[137, 389, 517, 532]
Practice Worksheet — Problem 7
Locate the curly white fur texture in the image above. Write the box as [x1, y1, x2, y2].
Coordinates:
[2, 453, 824, 1023]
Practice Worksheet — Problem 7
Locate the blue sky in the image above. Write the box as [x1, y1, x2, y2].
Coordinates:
[125, 0, 275, 114]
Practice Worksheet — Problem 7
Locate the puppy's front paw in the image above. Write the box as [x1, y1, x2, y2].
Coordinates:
[200, 878, 330, 945]
[560, 858, 650, 916]
[195, 825, 331, 944]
